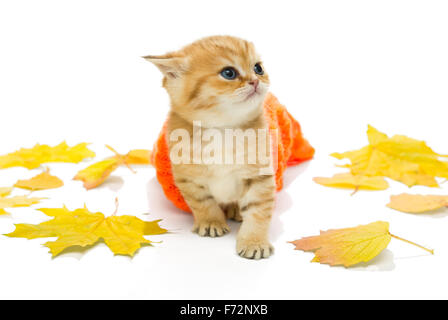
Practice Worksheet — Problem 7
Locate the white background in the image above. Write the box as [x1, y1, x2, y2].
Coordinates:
[0, 0, 447, 299]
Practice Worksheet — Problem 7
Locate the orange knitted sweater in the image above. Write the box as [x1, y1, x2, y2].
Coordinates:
[152, 93, 314, 213]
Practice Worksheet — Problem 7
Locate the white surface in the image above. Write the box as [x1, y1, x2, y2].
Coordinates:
[0, 0, 447, 299]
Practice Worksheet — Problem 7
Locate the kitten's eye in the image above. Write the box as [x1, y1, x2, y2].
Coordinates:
[220, 67, 238, 80]
[254, 63, 264, 75]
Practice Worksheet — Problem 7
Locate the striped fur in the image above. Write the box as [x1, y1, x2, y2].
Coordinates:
[145, 36, 275, 259]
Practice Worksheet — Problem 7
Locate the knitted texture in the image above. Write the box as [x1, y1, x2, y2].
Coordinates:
[151, 93, 314, 213]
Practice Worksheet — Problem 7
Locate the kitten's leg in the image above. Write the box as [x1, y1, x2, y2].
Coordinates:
[176, 178, 230, 237]
[222, 202, 243, 222]
[237, 175, 275, 259]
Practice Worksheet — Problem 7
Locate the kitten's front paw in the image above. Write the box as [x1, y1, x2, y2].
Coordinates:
[192, 220, 230, 237]
[237, 239, 274, 260]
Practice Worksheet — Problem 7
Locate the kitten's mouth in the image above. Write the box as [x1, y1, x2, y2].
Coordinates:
[245, 89, 259, 101]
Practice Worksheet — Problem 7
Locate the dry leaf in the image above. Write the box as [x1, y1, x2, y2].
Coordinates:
[14, 169, 64, 191]
[0, 196, 44, 208]
[290, 221, 433, 267]
[332, 125, 448, 187]
[0, 195, 44, 215]
[313, 173, 389, 193]
[387, 193, 448, 213]
[290, 221, 392, 267]
[0, 142, 95, 170]
[0, 187, 13, 197]
[74, 158, 120, 190]
[0, 187, 43, 215]
[0, 187, 14, 215]
[6, 205, 167, 257]
[124, 149, 152, 165]
[74, 146, 152, 190]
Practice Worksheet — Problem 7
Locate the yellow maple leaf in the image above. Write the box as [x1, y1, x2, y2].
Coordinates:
[124, 149, 152, 165]
[387, 193, 448, 213]
[0, 187, 14, 215]
[14, 169, 64, 191]
[0, 187, 13, 197]
[74, 158, 120, 190]
[313, 173, 389, 193]
[0, 142, 95, 170]
[290, 221, 433, 267]
[1, 185, 43, 215]
[0, 195, 44, 216]
[74, 146, 152, 190]
[331, 125, 448, 187]
[5, 205, 167, 257]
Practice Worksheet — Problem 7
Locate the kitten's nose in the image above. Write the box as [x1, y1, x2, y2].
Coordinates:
[248, 79, 259, 90]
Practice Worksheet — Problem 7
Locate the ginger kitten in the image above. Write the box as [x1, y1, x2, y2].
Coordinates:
[145, 36, 275, 259]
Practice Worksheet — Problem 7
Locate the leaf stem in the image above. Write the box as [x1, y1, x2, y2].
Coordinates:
[106, 145, 136, 174]
[390, 233, 434, 255]
[105, 145, 120, 156]
[112, 197, 119, 216]
[350, 186, 359, 196]
[123, 161, 136, 174]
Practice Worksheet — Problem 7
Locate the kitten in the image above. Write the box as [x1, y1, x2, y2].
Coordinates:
[145, 36, 275, 259]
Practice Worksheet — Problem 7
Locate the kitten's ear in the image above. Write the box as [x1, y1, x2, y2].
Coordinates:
[143, 54, 188, 79]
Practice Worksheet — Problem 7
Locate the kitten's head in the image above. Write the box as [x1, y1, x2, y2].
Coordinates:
[144, 36, 270, 127]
